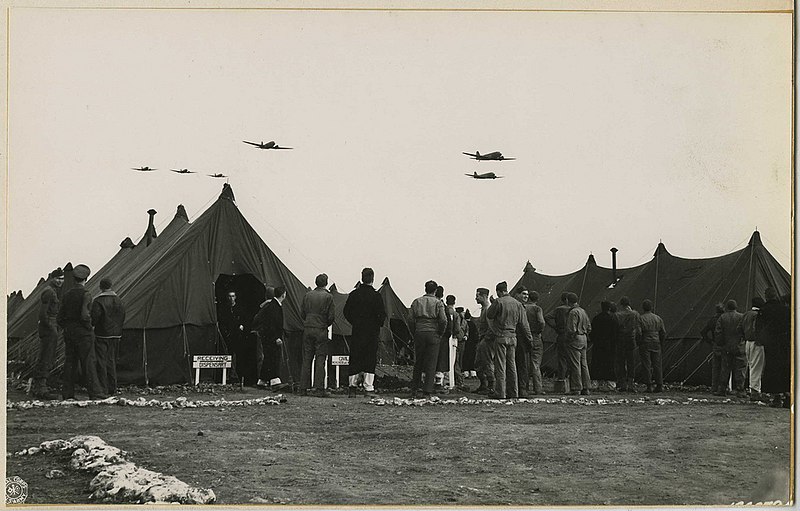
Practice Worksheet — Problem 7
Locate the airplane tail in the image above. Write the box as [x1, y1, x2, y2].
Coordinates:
[475, 151, 480, 158]
[474, 171, 478, 177]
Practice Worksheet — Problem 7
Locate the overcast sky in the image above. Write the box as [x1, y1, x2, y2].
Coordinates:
[7, 7, 793, 313]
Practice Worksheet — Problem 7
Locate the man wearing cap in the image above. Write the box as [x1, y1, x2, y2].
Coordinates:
[612, 296, 641, 392]
[522, 289, 546, 395]
[739, 296, 765, 399]
[637, 299, 666, 393]
[513, 287, 533, 398]
[565, 292, 592, 395]
[487, 281, 532, 399]
[300, 274, 336, 397]
[344, 268, 387, 397]
[31, 268, 64, 400]
[472, 287, 496, 395]
[409, 280, 448, 398]
[714, 299, 745, 397]
[57, 264, 106, 400]
[544, 292, 572, 393]
[91, 278, 126, 396]
[589, 301, 617, 389]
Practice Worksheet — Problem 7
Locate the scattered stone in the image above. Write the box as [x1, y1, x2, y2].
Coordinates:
[197, 431, 204, 436]
[45, 469, 66, 479]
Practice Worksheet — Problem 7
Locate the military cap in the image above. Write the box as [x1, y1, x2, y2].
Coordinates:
[73, 264, 91, 280]
[48, 267, 64, 279]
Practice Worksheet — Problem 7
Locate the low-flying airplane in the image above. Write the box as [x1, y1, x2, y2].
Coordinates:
[208, 173, 228, 178]
[242, 140, 293, 150]
[462, 151, 515, 161]
[465, 171, 503, 180]
[131, 166, 157, 171]
[170, 168, 196, 174]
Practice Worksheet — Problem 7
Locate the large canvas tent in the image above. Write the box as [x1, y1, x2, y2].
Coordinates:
[512, 231, 791, 385]
[8, 184, 311, 385]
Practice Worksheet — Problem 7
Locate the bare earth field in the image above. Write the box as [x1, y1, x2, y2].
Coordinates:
[5, 377, 793, 507]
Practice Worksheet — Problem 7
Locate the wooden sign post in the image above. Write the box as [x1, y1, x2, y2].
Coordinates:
[331, 355, 349, 389]
[193, 355, 233, 385]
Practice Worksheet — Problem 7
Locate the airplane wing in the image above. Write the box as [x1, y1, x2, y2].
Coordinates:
[242, 141, 260, 147]
[464, 173, 475, 177]
[170, 169, 181, 173]
[273, 146, 293, 150]
[501, 157, 516, 161]
[462, 152, 479, 159]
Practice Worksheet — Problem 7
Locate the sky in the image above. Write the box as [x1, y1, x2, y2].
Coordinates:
[6, 6, 793, 315]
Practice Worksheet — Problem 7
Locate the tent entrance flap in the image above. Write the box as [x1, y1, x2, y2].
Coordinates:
[214, 274, 266, 385]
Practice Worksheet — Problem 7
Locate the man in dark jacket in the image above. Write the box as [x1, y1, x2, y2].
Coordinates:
[343, 268, 387, 397]
[715, 299, 745, 396]
[589, 301, 616, 386]
[218, 290, 245, 380]
[32, 268, 64, 400]
[613, 296, 641, 392]
[545, 292, 572, 393]
[701, 303, 725, 394]
[91, 278, 126, 396]
[757, 288, 790, 405]
[301, 274, 336, 396]
[252, 286, 288, 391]
[58, 264, 106, 400]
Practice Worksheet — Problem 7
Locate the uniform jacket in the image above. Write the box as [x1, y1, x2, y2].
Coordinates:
[613, 307, 641, 351]
[524, 303, 545, 335]
[544, 304, 571, 335]
[91, 290, 126, 338]
[252, 299, 284, 342]
[738, 308, 760, 343]
[301, 287, 335, 329]
[638, 311, 666, 348]
[715, 310, 744, 350]
[488, 294, 532, 342]
[409, 294, 447, 335]
[38, 282, 61, 329]
[343, 284, 387, 335]
[566, 305, 591, 347]
[700, 313, 722, 344]
[57, 285, 93, 333]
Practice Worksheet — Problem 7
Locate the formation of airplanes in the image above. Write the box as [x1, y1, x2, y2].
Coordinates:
[131, 141, 516, 181]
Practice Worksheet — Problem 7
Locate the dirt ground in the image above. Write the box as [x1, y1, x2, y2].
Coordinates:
[5, 374, 794, 506]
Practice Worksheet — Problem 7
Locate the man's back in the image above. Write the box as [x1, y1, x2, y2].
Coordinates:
[410, 294, 446, 334]
[524, 303, 545, 334]
[343, 285, 386, 332]
[590, 311, 615, 346]
[614, 308, 641, 348]
[58, 287, 92, 330]
[716, 310, 744, 345]
[638, 311, 665, 345]
[489, 295, 530, 339]
[92, 293, 126, 337]
[302, 287, 335, 329]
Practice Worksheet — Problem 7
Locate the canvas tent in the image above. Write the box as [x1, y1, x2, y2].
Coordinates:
[7, 291, 25, 319]
[512, 231, 791, 385]
[8, 184, 311, 385]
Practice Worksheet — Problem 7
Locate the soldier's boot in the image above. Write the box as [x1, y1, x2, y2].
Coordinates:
[627, 378, 637, 393]
[31, 378, 59, 400]
[474, 374, 488, 394]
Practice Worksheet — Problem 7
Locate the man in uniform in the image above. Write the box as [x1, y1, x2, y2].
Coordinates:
[544, 292, 572, 393]
[31, 268, 64, 400]
[433, 290, 454, 393]
[58, 264, 106, 400]
[589, 301, 616, 389]
[565, 292, 592, 395]
[453, 306, 469, 391]
[739, 296, 765, 400]
[714, 299, 745, 397]
[524, 290, 546, 395]
[253, 286, 290, 391]
[487, 281, 532, 399]
[91, 278, 126, 396]
[613, 296, 641, 392]
[513, 287, 533, 398]
[472, 287, 496, 395]
[637, 299, 666, 393]
[409, 280, 448, 398]
[300, 274, 336, 397]
[343, 268, 387, 397]
[701, 303, 725, 394]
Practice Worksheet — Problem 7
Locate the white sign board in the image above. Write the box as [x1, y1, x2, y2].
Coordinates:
[331, 355, 349, 366]
[193, 355, 233, 385]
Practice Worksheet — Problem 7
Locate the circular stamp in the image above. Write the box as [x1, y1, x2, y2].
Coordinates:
[6, 476, 29, 504]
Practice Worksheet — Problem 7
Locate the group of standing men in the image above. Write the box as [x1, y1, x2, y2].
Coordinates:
[33, 265, 126, 400]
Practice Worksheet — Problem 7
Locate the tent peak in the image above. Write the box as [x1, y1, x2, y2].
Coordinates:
[330, 283, 339, 293]
[382, 277, 391, 286]
[523, 261, 536, 273]
[586, 254, 597, 266]
[654, 242, 670, 256]
[174, 204, 189, 222]
[219, 183, 236, 202]
[748, 230, 762, 247]
[120, 237, 135, 249]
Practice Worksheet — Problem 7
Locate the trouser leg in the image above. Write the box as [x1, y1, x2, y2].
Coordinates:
[412, 337, 426, 391]
[719, 351, 732, 392]
[530, 336, 543, 394]
[62, 339, 78, 399]
[580, 347, 591, 390]
[492, 341, 508, 398]
[34, 328, 58, 379]
[422, 335, 439, 393]
[711, 346, 723, 392]
[515, 341, 529, 395]
[566, 345, 582, 392]
[639, 346, 653, 387]
[733, 342, 747, 391]
[107, 339, 119, 394]
[625, 348, 637, 389]
[94, 337, 110, 395]
[506, 341, 518, 398]
[313, 332, 329, 390]
[652, 347, 663, 387]
[614, 348, 627, 389]
[455, 341, 465, 387]
[301, 331, 315, 390]
[363, 372, 375, 391]
[747, 342, 765, 392]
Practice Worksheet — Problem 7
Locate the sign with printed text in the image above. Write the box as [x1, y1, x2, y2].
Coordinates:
[192, 355, 232, 369]
[331, 355, 349, 366]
